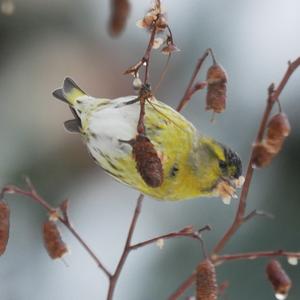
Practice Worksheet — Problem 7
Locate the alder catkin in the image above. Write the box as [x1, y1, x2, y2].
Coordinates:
[0, 200, 10, 255]
[252, 143, 274, 168]
[252, 113, 291, 168]
[132, 134, 163, 188]
[266, 259, 292, 299]
[206, 63, 228, 113]
[196, 259, 218, 300]
[43, 220, 68, 259]
[266, 113, 291, 153]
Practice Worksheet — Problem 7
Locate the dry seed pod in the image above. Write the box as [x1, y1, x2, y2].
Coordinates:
[43, 220, 68, 259]
[266, 259, 292, 300]
[267, 113, 291, 139]
[206, 84, 226, 113]
[109, 0, 130, 37]
[206, 64, 227, 85]
[266, 113, 291, 153]
[156, 15, 167, 30]
[196, 259, 218, 300]
[161, 43, 180, 55]
[252, 143, 274, 168]
[0, 200, 10, 255]
[132, 134, 163, 188]
[206, 64, 228, 113]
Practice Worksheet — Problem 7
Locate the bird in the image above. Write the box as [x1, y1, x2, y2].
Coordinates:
[53, 77, 243, 202]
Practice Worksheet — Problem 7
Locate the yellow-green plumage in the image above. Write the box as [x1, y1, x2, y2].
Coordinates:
[111, 102, 223, 200]
[53, 78, 242, 201]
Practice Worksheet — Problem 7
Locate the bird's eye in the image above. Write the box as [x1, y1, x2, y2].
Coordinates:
[219, 160, 227, 170]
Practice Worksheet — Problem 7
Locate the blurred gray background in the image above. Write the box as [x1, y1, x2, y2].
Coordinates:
[0, 0, 300, 299]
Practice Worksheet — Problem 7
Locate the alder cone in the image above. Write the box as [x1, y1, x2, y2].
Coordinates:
[196, 259, 218, 300]
[0, 200, 10, 255]
[206, 83, 227, 113]
[132, 134, 163, 188]
[252, 143, 274, 168]
[206, 63, 228, 113]
[267, 113, 291, 140]
[206, 64, 227, 85]
[43, 220, 68, 259]
[109, 0, 130, 37]
[266, 259, 292, 297]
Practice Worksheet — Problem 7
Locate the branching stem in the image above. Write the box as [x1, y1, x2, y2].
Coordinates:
[168, 57, 300, 300]
[214, 250, 300, 263]
[107, 194, 144, 300]
[0, 183, 112, 278]
[176, 49, 210, 111]
[213, 57, 300, 254]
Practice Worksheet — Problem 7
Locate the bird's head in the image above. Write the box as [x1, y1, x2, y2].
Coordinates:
[196, 137, 244, 201]
[218, 146, 242, 180]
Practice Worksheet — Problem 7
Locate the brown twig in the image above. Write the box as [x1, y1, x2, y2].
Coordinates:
[213, 250, 300, 263]
[130, 225, 211, 250]
[176, 49, 210, 112]
[168, 272, 196, 300]
[106, 198, 211, 300]
[168, 57, 300, 299]
[124, 2, 160, 85]
[213, 57, 300, 254]
[2, 179, 211, 300]
[243, 209, 274, 223]
[124, 21, 157, 83]
[0, 182, 112, 278]
[107, 194, 144, 300]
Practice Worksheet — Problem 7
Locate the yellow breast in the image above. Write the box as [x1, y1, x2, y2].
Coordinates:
[92, 99, 217, 200]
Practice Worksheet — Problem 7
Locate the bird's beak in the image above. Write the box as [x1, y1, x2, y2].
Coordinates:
[215, 176, 245, 205]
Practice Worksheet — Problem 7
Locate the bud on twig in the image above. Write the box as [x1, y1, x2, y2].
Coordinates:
[266, 259, 292, 300]
[0, 200, 10, 255]
[196, 259, 218, 300]
[206, 63, 228, 114]
[43, 220, 68, 259]
[132, 134, 163, 188]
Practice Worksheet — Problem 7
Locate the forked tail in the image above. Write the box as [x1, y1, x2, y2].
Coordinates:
[53, 77, 86, 106]
[52, 77, 86, 133]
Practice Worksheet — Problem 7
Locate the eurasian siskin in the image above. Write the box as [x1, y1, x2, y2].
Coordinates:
[53, 78, 243, 201]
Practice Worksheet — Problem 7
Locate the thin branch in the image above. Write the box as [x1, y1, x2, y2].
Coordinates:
[213, 250, 300, 263]
[176, 49, 210, 112]
[0, 183, 112, 279]
[107, 194, 144, 300]
[243, 209, 274, 223]
[124, 21, 157, 83]
[124, 3, 161, 85]
[169, 56, 300, 299]
[130, 225, 211, 251]
[143, 24, 157, 84]
[212, 57, 300, 254]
